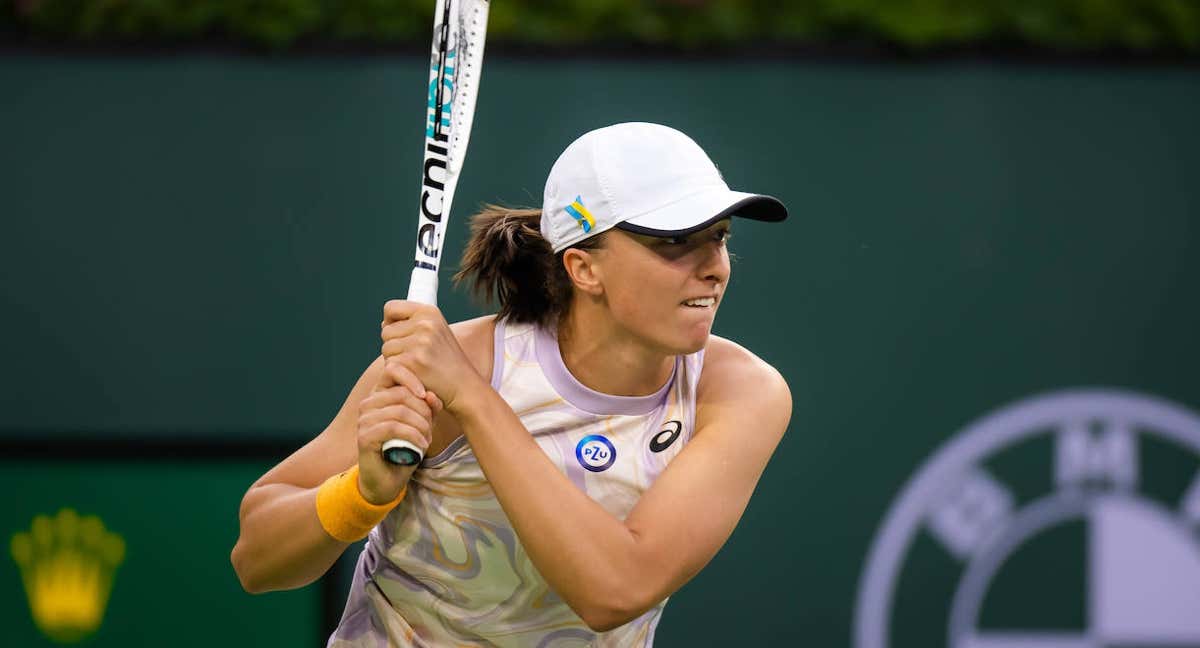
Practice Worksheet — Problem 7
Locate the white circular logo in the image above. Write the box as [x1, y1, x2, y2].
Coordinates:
[855, 388, 1200, 648]
[576, 435, 616, 472]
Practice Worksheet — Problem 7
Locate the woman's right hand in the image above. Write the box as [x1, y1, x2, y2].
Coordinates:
[355, 369, 443, 505]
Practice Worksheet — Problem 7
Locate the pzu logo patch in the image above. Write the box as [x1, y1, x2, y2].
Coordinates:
[576, 435, 616, 472]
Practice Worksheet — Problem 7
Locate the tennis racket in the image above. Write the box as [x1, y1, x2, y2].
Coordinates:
[382, 0, 491, 466]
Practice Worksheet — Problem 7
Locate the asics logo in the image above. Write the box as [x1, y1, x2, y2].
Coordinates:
[650, 420, 682, 453]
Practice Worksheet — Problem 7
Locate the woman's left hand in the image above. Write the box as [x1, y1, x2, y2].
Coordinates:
[380, 300, 483, 416]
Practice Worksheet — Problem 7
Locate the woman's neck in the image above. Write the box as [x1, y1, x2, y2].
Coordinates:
[555, 305, 676, 398]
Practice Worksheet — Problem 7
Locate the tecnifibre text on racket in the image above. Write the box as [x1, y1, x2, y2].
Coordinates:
[382, 0, 491, 467]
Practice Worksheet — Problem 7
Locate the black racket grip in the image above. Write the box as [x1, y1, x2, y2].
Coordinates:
[381, 440, 424, 466]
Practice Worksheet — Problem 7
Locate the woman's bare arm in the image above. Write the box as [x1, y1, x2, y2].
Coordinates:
[230, 357, 380, 593]
[449, 335, 790, 630]
[230, 316, 493, 593]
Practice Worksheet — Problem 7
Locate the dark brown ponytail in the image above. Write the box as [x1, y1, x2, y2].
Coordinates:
[453, 204, 601, 327]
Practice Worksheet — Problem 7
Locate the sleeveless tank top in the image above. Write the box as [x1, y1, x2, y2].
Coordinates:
[327, 318, 705, 647]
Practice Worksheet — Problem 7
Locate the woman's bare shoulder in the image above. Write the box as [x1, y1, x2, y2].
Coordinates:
[450, 314, 498, 381]
[697, 334, 789, 404]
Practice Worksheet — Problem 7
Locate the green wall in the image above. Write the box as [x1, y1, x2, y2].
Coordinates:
[2, 54, 1198, 646]
[0, 457, 321, 645]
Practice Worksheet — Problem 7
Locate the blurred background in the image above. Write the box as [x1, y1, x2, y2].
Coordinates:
[2, 1, 1199, 646]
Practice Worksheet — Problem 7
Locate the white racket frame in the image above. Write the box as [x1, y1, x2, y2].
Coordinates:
[383, 0, 491, 466]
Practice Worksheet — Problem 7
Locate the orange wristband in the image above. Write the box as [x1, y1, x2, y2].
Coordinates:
[315, 465, 406, 542]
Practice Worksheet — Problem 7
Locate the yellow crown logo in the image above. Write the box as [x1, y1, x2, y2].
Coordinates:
[10, 508, 125, 644]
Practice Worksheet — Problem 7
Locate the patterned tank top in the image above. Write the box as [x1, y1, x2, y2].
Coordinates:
[327, 318, 705, 647]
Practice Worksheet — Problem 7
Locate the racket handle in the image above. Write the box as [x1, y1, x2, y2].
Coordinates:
[382, 267, 438, 466]
[382, 439, 424, 466]
[407, 267, 439, 307]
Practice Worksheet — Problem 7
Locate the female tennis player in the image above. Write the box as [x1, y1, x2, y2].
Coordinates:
[232, 122, 791, 647]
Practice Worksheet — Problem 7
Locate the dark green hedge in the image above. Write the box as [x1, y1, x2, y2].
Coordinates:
[6, 0, 1200, 53]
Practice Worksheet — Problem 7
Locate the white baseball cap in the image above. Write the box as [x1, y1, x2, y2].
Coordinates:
[540, 122, 788, 253]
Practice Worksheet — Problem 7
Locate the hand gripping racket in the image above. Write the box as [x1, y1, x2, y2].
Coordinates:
[382, 0, 491, 467]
